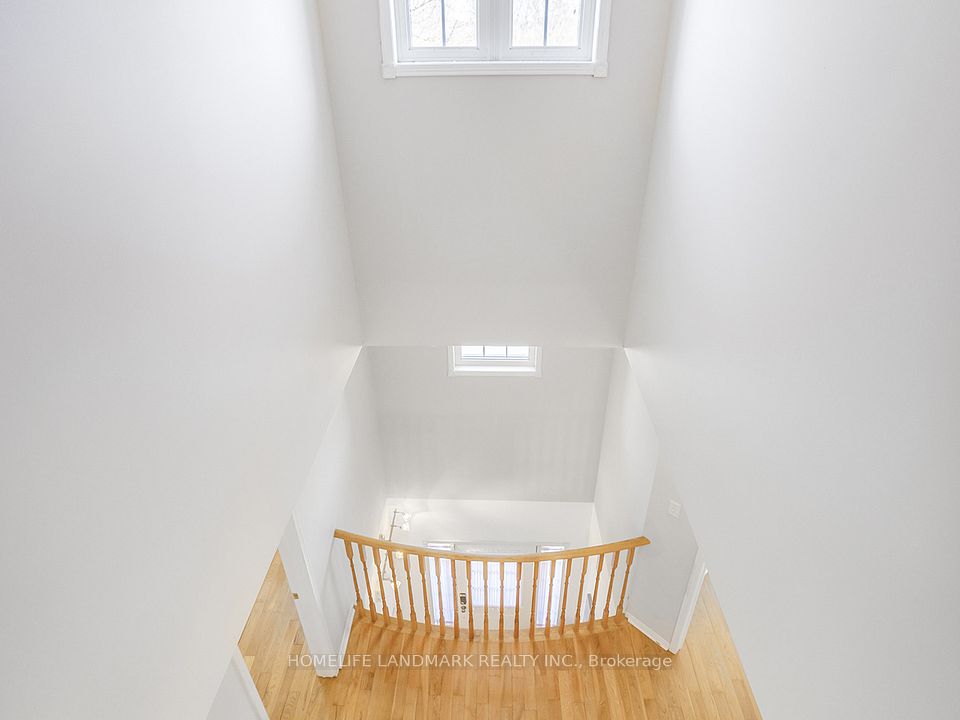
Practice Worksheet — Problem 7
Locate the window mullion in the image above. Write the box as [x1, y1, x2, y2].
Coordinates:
[543, 0, 550, 47]
[441, 0, 447, 47]
[483, 0, 495, 61]
[485, 0, 506, 61]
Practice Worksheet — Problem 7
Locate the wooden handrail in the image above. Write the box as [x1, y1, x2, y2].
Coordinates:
[334, 529, 650, 641]
[333, 529, 650, 563]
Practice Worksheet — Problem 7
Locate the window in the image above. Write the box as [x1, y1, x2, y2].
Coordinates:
[448, 345, 541, 376]
[380, 0, 611, 77]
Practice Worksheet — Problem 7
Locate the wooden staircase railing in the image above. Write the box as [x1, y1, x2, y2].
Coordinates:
[334, 529, 650, 640]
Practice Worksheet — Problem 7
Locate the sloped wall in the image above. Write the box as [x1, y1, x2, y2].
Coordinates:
[315, 0, 673, 347]
[0, 0, 362, 717]
[623, 0, 960, 717]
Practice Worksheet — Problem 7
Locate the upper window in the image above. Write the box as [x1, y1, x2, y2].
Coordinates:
[380, 0, 611, 77]
[448, 345, 541, 376]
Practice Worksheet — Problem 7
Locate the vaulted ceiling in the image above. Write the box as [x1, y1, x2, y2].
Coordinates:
[316, 0, 673, 347]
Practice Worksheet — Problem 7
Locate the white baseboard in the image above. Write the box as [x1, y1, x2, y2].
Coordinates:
[314, 605, 357, 679]
[338, 605, 355, 658]
[624, 611, 672, 651]
[669, 553, 707, 653]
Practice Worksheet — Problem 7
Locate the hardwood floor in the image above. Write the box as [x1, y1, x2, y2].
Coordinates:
[238, 552, 762, 719]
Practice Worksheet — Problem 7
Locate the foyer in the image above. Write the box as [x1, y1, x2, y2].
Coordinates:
[239, 553, 760, 719]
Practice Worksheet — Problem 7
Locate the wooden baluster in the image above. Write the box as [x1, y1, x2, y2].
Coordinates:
[498, 560, 505, 638]
[332, 531, 650, 642]
[358, 544, 377, 623]
[418, 554, 432, 631]
[589, 552, 605, 626]
[574, 555, 588, 630]
[403, 552, 417, 624]
[529, 558, 540, 637]
[344, 541, 364, 618]
[514, 562, 522, 638]
[387, 549, 403, 627]
[467, 560, 475, 640]
[451, 559, 460, 639]
[602, 550, 620, 623]
[558, 554, 573, 634]
[482, 561, 489, 638]
[544, 558, 557, 636]
[434, 555, 446, 637]
[376, 547, 389, 623]
[616, 547, 636, 617]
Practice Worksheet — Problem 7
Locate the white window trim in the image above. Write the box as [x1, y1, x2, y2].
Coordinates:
[379, 0, 612, 78]
[448, 346, 542, 377]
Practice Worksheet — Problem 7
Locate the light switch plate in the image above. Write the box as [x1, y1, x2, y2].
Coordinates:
[668, 500, 682, 519]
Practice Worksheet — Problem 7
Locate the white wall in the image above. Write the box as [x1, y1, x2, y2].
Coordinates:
[624, 458, 700, 646]
[593, 350, 699, 644]
[315, 0, 673, 346]
[368, 346, 614, 501]
[277, 518, 342, 677]
[285, 350, 388, 670]
[384, 497, 597, 550]
[0, 1, 362, 717]
[206, 649, 269, 720]
[624, 0, 960, 717]
[594, 351, 659, 540]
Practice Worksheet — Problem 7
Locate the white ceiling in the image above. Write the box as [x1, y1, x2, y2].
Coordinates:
[316, 0, 672, 346]
[367, 346, 614, 501]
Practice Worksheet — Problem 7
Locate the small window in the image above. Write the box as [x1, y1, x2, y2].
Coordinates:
[448, 345, 541, 376]
[380, 0, 611, 77]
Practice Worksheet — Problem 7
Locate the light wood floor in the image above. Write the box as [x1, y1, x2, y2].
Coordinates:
[238, 553, 762, 720]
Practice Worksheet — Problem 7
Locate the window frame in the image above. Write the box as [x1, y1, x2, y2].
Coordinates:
[497, 0, 598, 63]
[448, 345, 542, 377]
[380, 0, 612, 78]
[394, 0, 487, 63]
